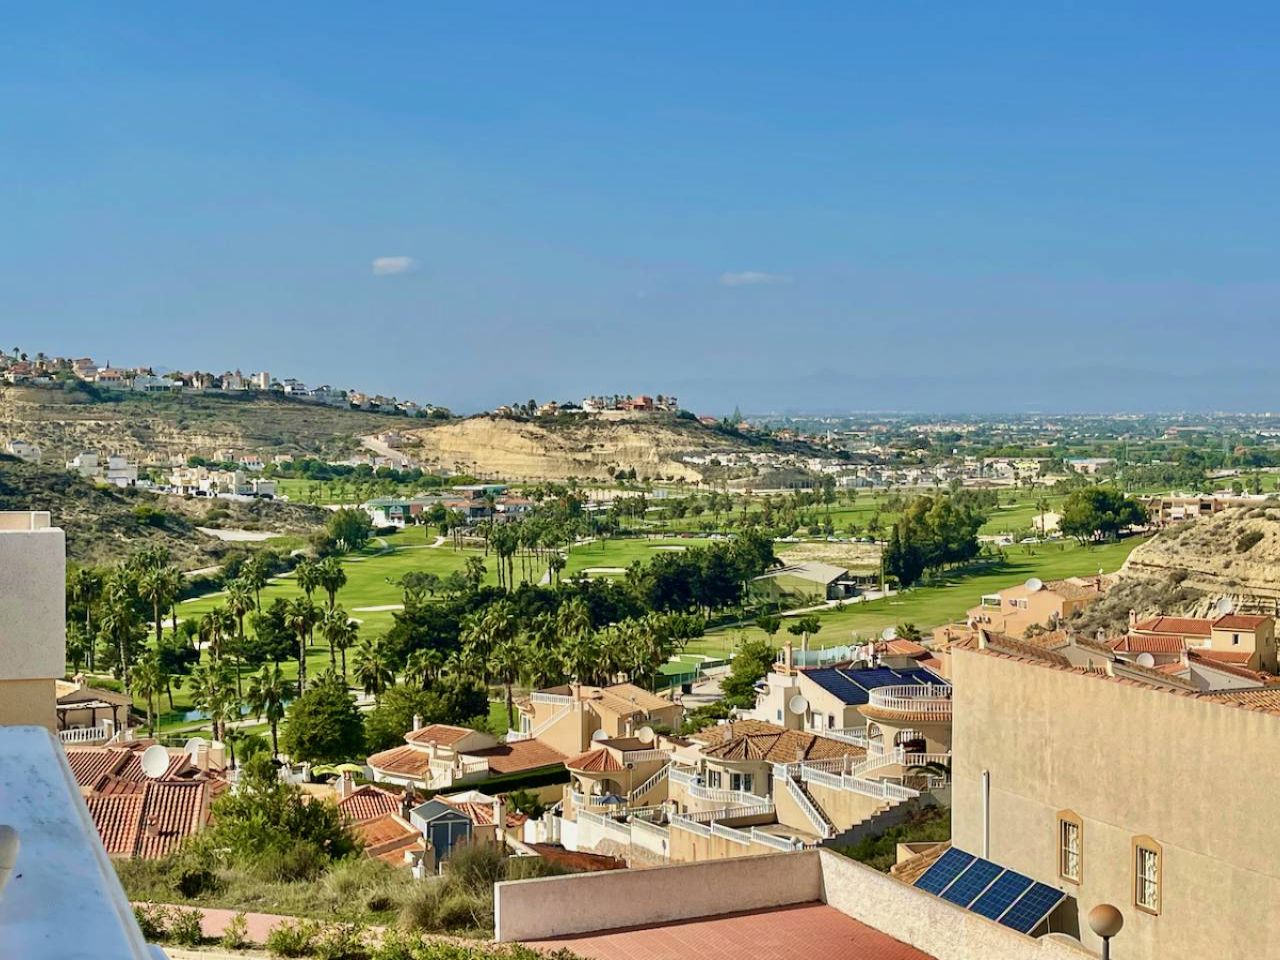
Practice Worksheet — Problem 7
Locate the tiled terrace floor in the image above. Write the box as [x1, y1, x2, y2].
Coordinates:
[523, 902, 935, 960]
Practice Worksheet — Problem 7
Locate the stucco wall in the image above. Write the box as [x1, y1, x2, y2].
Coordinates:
[0, 520, 65, 686]
[951, 647, 1280, 960]
[818, 850, 1092, 960]
[0, 679, 56, 731]
[495, 850, 823, 941]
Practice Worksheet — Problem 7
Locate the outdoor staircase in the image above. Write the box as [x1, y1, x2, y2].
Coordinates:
[794, 778, 836, 836]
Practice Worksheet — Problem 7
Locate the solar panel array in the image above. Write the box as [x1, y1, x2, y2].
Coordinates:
[913, 848, 1067, 936]
[804, 665, 950, 706]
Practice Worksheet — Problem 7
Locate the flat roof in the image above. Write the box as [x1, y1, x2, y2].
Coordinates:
[522, 902, 935, 960]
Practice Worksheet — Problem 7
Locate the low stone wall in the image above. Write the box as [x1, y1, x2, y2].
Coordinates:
[495, 850, 823, 942]
[817, 851, 1092, 960]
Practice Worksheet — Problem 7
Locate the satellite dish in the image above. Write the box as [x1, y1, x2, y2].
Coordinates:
[183, 737, 208, 760]
[1025, 577, 1044, 592]
[1215, 596, 1235, 616]
[1136, 652, 1156, 668]
[591, 729, 609, 742]
[140, 744, 170, 779]
[881, 626, 898, 642]
[636, 726, 656, 745]
[788, 694, 810, 715]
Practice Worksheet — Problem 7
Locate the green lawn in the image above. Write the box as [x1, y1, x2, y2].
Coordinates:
[560, 536, 713, 577]
[686, 536, 1146, 658]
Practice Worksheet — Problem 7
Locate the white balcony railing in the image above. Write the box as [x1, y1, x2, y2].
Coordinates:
[620, 748, 668, 764]
[866, 685, 953, 718]
[772, 765, 832, 839]
[800, 764, 920, 803]
[508, 700, 574, 743]
[58, 724, 113, 745]
[531, 691, 576, 706]
[629, 764, 669, 801]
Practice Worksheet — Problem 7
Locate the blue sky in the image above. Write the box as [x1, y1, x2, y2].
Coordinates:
[4, 3, 1280, 413]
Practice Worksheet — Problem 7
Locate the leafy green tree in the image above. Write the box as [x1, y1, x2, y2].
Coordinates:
[325, 508, 374, 553]
[721, 637, 776, 708]
[363, 676, 489, 753]
[1059, 487, 1148, 543]
[352, 640, 395, 702]
[280, 671, 365, 764]
[755, 614, 782, 637]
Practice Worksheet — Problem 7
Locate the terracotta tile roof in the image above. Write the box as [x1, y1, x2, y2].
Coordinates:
[85, 793, 144, 856]
[889, 842, 949, 885]
[694, 722, 864, 764]
[404, 724, 474, 747]
[1187, 649, 1277, 684]
[525, 843, 626, 872]
[67, 747, 129, 789]
[882, 639, 930, 658]
[366, 744, 434, 778]
[976, 630, 1073, 668]
[339, 785, 401, 822]
[564, 747, 624, 772]
[438, 795, 528, 828]
[354, 812, 419, 848]
[84, 779, 212, 859]
[64, 745, 202, 791]
[1202, 688, 1280, 711]
[1213, 614, 1272, 630]
[1193, 649, 1255, 666]
[1134, 616, 1213, 637]
[1110, 634, 1186, 654]
[464, 738, 566, 774]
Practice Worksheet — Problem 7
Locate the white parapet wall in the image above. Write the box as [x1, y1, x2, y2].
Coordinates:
[495, 850, 823, 942]
[0, 512, 66, 729]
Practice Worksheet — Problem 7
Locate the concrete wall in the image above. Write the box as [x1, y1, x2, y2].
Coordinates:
[804, 778, 888, 830]
[952, 647, 1280, 960]
[818, 851, 1092, 960]
[0, 514, 65, 730]
[495, 850, 823, 941]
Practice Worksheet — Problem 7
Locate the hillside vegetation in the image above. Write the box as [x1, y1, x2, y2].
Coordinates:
[401, 413, 794, 482]
[0, 384, 410, 462]
[1122, 502, 1280, 602]
[0, 455, 326, 568]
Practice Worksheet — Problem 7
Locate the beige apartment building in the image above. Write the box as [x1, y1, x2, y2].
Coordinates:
[0, 511, 66, 729]
[966, 575, 1111, 637]
[951, 637, 1280, 960]
[511, 682, 683, 757]
[1127, 612, 1278, 673]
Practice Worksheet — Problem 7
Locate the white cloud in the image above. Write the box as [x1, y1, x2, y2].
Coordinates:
[719, 270, 792, 287]
[372, 256, 417, 276]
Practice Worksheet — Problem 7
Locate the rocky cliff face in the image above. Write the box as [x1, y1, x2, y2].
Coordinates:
[401, 415, 750, 482]
[1122, 503, 1280, 602]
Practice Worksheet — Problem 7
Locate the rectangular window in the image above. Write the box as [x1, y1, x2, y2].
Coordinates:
[1233, 633, 1241, 645]
[730, 773, 754, 793]
[705, 769, 722, 789]
[1135, 842, 1160, 914]
[1058, 817, 1081, 883]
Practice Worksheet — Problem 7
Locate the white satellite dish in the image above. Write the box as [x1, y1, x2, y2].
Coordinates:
[636, 725, 656, 745]
[881, 626, 898, 642]
[183, 737, 208, 760]
[1136, 652, 1156, 668]
[591, 729, 610, 743]
[788, 694, 810, 716]
[1215, 596, 1235, 616]
[140, 744, 170, 779]
[1025, 577, 1044, 592]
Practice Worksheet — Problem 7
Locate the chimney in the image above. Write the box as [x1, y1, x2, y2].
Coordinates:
[1129, 609, 1138, 628]
[101, 718, 116, 742]
[338, 771, 354, 801]
[400, 789, 414, 821]
[412, 714, 422, 731]
[144, 816, 160, 839]
[782, 640, 794, 673]
[493, 798, 506, 841]
[195, 742, 210, 771]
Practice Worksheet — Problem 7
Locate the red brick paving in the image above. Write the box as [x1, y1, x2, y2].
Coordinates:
[524, 903, 935, 960]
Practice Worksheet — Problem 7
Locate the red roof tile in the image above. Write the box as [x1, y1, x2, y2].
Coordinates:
[564, 748, 624, 772]
[1110, 634, 1186, 654]
[1133, 616, 1213, 637]
[404, 724, 474, 747]
[525, 843, 626, 872]
[366, 744, 434, 778]
[1213, 614, 1272, 630]
[464, 738, 566, 774]
[84, 779, 213, 859]
[339, 785, 401, 822]
[85, 793, 144, 856]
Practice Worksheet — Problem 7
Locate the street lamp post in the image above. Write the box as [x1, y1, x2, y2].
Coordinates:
[1088, 903, 1124, 960]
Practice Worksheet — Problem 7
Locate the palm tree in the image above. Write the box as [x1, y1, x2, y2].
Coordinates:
[284, 597, 319, 694]
[198, 607, 235, 663]
[405, 647, 444, 689]
[130, 655, 164, 736]
[138, 566, 176, 650]
[488, 639, 526, 730]
[295, 559, 322, 646]
[99, 573, 141, 692]
[190, 660, 238, 742]
[316, 556, 347, 612]
[241, 554, 270, 609]
[353, 640, 395, 702]
[69, 568, 102, 671]
[247, 664, 289, 759]
[320, 606, 351, 668]
[225, 579, 255, 698]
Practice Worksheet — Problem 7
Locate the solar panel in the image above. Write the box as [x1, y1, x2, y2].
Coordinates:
[940, 858, 1003, 907]
[915, 848, 975, 895]
[999, 882, 1066, 934]
[970, 870, 1034, 920]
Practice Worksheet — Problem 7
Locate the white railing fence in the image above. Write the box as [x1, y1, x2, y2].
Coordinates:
[772, 764, 833, 839]
[58, 724, 112, 745]
[866, 685, 953, 717]
[629, 764, 669, 801]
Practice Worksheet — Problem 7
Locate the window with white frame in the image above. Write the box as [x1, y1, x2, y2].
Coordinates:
[1134, 838, 1161, 914]
[705, 768, 722, 789]
[729, 772, 753, 793]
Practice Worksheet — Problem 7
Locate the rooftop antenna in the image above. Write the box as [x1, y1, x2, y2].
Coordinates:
[140, 744, 170, 779]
